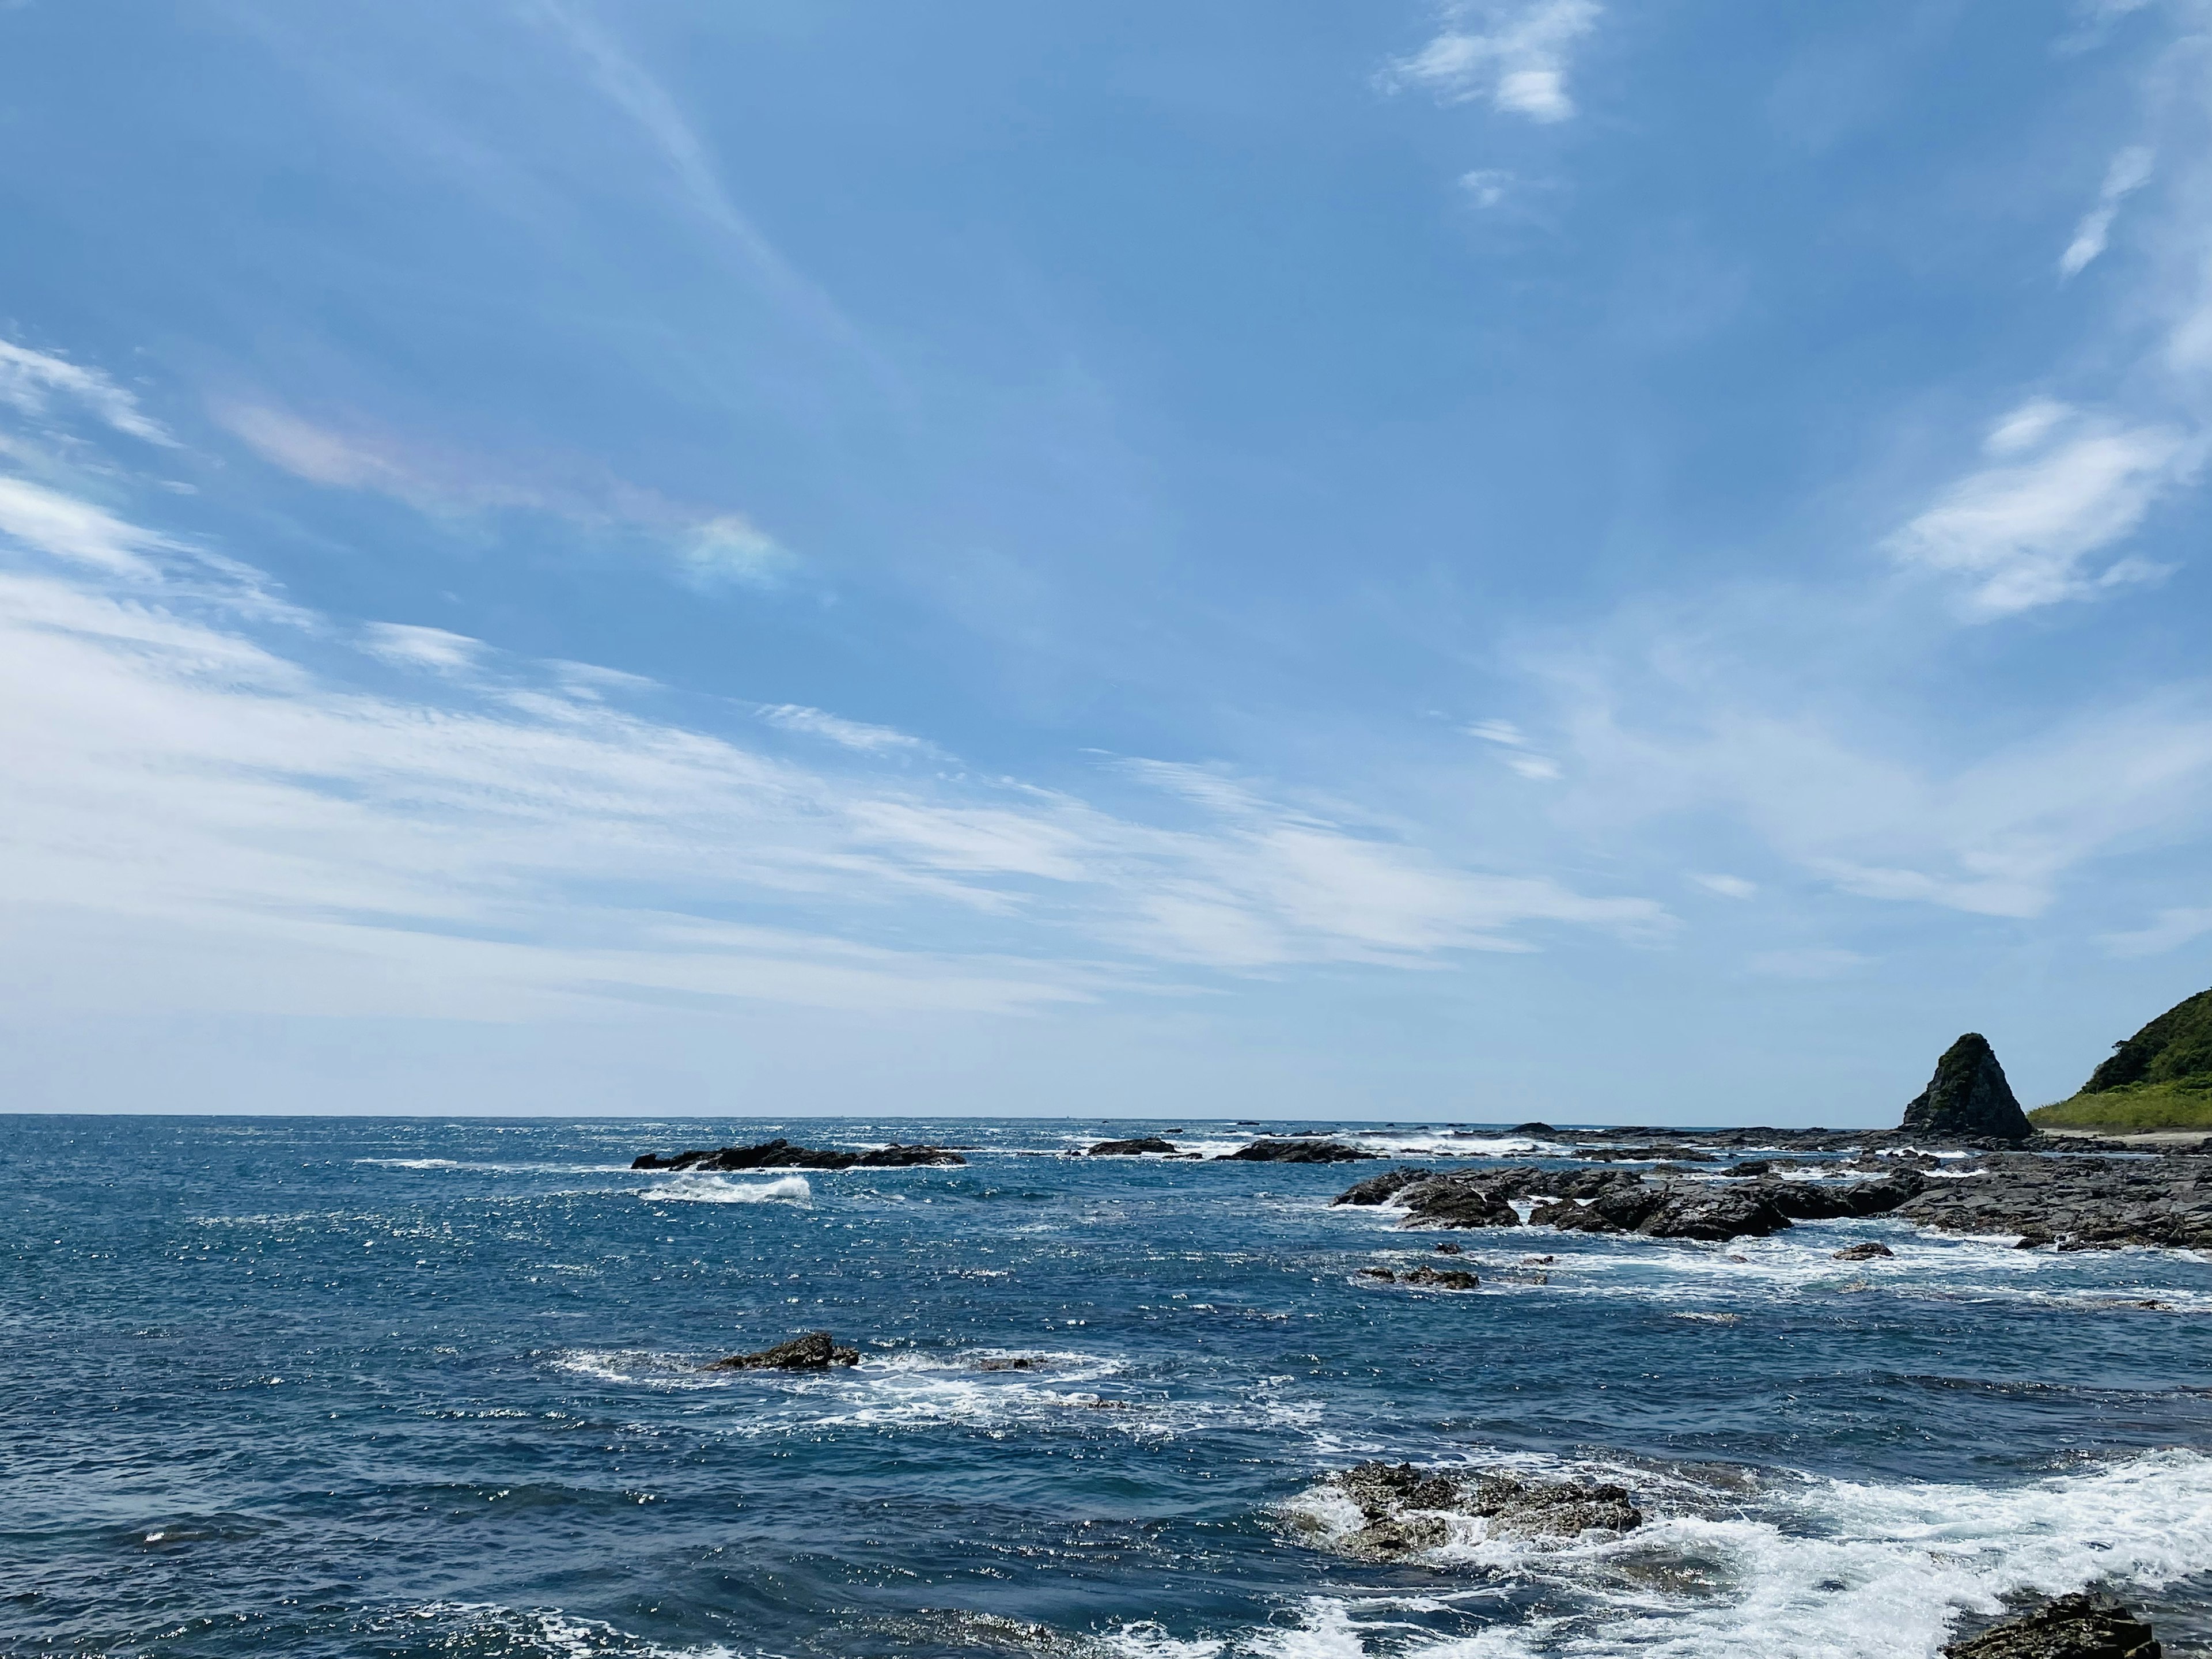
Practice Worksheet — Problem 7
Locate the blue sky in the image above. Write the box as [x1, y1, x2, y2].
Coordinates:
[3, 0, 2210, 1122]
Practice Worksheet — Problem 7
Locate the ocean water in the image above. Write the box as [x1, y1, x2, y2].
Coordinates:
[5, 1116, 2212, 1659]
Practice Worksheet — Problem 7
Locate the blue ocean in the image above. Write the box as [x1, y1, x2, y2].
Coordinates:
[6, 1116, 2212, 1659]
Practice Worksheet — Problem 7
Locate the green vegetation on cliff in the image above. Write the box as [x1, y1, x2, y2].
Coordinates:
[2028, 986, 2212, 1130]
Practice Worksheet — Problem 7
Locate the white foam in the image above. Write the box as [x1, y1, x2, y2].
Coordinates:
[639, 1173, 811, 1205]
[1270, 1449, 2212, 1658]
[366, 1601, 732, 1659]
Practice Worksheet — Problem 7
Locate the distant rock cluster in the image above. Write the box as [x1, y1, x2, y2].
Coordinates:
[631, 1138, 964, 1172]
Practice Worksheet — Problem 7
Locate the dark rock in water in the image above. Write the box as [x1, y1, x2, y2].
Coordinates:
[1895, 1152, 2212, 1250]
[1358, 1266, 1396, 1281]
[634, 1138, 964, 1172]
[1633, 1184, 1793, 1241]
[1331, 1166, 1438, 1206]
[1086, 1137, 1178, 1156]
[1943, 1592, 2160, 1658]
[1396, 1179, 1521, 1230]
[1433, 1241, 1463, 1254]
[1571, 1145, 1718, 1163]
[1510, 1122, 1558, 1136]
[1472, 1474, 1642, 1539]
[1216, 1139, 1378, 1163]
[709, 1331, 859, 1370]
[1726, 1159, 1774, 1176]
[1834, 1241, 1895, 1261]
[1902, 1034, 2033, 1142]
[1403, 1264, 1479, 1289]
[1319, 1463, 1641, 1559]
[975, 1356, 1036, 1371]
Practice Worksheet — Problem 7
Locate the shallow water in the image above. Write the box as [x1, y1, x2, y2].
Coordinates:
[3, 1115, 2210, 1659]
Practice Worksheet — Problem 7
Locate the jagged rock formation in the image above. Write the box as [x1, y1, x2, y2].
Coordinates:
[1901, 1034, 2032, 1142]
[1943, 1592, 2160, 1658]
[632, 1138, 964, 1172]
[1896, 1152, 2212, 1250]
[1087, 1137, 1178, 1156]
[709, 1331, 860, 1370]
[1313, 1462, 1642, 1558]
[1214, 1139, 1377, 1163]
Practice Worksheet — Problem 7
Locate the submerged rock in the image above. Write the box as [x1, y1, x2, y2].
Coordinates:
[1086, 1137, 1178, 1156]
[1833, 1241, 1895, 1261]
[1902, 1034, 2033, 1142]
[633, 1138, 964, 1172]
[709, 1331, 859, 1370]
[1215, 1139, 1378, 1163]
[1943, 1592, 2160, 1658]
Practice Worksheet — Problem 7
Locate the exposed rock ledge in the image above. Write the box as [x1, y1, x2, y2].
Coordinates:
[1336, 1155, 2212, 1250]
[1310, 1461, 1642, 1558]
[632, 1138, 964, 1172]
[1944, 1592, 2160, 1658]
[1215, 1139, 1378, 1163]
[709, 1331, 859, 1370]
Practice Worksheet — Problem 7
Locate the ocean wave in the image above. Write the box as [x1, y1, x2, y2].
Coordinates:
[639, 1173, 812, 1205]
[365, 1600, 733, 1658]
[1270, 1448, 2212, 1658]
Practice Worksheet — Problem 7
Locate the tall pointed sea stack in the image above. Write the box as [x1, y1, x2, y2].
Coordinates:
[1900, 1033, 2031, 1142]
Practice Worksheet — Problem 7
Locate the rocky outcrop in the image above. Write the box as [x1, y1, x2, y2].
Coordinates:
[1943, 1592, 2160, 1658]
[1086, 1137, 1178, 1156]
[1902, 1034, 2032, 1142]
[1896, 1153, 2212, 1250]
[1335, 1162, 1933, 1243]
[1215, 1139, 1378, 1163]
[1316, 1462, 1641, 1558]
[1834, 1241, 1895, 1260]
[709, 1331, 859, 1370]
[633, 1138, 964, 1172]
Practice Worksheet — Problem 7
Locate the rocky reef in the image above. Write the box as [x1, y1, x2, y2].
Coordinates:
[632, 1138, 964, 1172]
[1215, 1139, 1378, 1163]
[1336, 1148, 2212, 1251]
[1902, 1033, 2032, 1142]
[1943, 1592, 2160, 1658]
[1894, 1152, 2212, 1251]
[1307, 1461, 1642, 1558]
[1086, 1137, 1179, 1156]
[709, 1331, 860, 1370]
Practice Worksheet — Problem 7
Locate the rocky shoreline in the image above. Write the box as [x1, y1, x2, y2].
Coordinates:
[1337, 1147, 2212, 1251]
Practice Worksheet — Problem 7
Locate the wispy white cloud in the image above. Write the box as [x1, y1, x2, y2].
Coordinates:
[1534, 611, 2212, 920]
[1885, 401, 2193, 616]
[1691, 873, 1758, 900]
[682, 515, 796, 588]
[0, 469, 1663, 1019]
[0, 474, 177, 574]
[1467, 716, 1563, 779]
[2061, 145, 2154, 278]
[215, 399, 800, 588]
[1459, 168, 1516, 208]
[1388, 0, 1602, 124]
[0, 339, 174, 446]
[760, 703, 931, 755]
[361, 622, 486, 673]
[2100, 902, 2212, 957]
[527, 0, 865, 351]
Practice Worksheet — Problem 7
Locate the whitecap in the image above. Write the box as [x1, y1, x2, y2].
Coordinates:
[639, 1173, 811, 1205]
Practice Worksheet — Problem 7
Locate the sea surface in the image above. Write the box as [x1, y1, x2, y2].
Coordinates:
[5, 1116, 2212, 1659]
